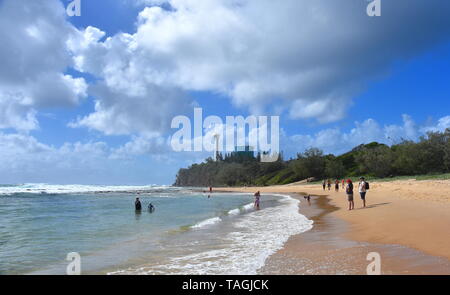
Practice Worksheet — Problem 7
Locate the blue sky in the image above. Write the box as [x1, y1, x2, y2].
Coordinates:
[1, 0, 450, 185]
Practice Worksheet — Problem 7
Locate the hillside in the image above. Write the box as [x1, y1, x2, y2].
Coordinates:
[174, 129, 450, 187]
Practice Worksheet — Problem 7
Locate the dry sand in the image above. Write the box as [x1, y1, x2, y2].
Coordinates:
[217, 179, 450, 274]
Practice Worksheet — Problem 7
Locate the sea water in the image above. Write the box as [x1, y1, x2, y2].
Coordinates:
[0, 184, 313, 275]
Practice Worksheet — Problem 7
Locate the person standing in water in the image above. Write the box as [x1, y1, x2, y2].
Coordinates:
[346, 179, 354, 210]
[254, 191, 261, 210]
[135, 197, 142, 211]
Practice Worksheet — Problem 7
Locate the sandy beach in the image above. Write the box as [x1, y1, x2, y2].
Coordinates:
[218, 179, 450, 274]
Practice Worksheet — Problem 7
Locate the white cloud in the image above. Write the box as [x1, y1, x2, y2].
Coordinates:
[65, 0, 450, 135]
[285, 114, 447, 157]
[2, 0, 450, 135]
[0, 0, 87, 131]
[0, 132, 108, 176]
[110, 134, 169, 159]
[0, 132, 177, 184]
[421, 116, 450, 133]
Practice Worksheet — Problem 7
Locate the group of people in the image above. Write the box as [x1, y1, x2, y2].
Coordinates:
[323, 177, 369, 210]
[322, 179, 348, 192]
[134, 197, 155, 212]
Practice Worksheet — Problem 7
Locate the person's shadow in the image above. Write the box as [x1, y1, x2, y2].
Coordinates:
[362, 202, 390, 209]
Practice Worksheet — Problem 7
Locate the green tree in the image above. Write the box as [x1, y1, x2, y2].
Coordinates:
[325, 158, 346, 179]
[292, 148, 325, 180]
[356, 145, 394, 178]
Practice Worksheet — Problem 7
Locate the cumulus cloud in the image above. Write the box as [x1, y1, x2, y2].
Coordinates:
[0, 0, 87, 131]
[3, 0, 450, 135]
[0, 131, 176, 184]
[110, 134, 169, 159]
[0, 132, 108, 180]
[68, 0, 450, 133]
[284, 114, 447, 157]
[421, 116, 450, 133]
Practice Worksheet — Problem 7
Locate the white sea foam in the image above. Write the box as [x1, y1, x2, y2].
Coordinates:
[0, 183, 173, 195]
[110, 194, 313, 275]
[228, 202, 254, 215]
[191, 217, 222, 229]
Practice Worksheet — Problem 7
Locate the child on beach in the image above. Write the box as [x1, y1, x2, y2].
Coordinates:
[346, 179, 354, 210]
[254, 191, 261, 210]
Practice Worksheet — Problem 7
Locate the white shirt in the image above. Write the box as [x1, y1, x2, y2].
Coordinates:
[359, 181, 367, 193]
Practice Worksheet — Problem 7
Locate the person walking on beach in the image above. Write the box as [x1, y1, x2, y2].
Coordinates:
[358, 177, 368, 208]
[342, 179, 345, 189]
[254, 191, 261, 210]
[346, 179, 354, 210]
[135, 197, 142, 211]
[322, 180, 326, 191]
[335, 179, 340, 192]
[327, 179, 332, 191]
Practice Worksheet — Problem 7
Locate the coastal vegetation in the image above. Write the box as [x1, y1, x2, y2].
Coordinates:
[174, 129, 450, 187]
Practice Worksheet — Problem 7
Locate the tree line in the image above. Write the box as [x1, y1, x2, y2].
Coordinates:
[174, 129, 450, 187]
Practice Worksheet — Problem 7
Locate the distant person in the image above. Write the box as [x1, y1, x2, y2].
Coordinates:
[209, 186, 213, 193]
[327, 179, 332, 191]
[346, 179, 354, 211]
[148, 203, 155, 212]
[322, 180, 326, 191]
[342, 179, 345, 189]
[135, 197, 142, 211]
[304, 195, 311, 206]
[254, 191, 261, 210]
[358, 177, 368, 208]
[335, 179, 340, 192]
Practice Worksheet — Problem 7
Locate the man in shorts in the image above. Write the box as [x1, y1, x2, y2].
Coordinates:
[358, 177, 367, 208]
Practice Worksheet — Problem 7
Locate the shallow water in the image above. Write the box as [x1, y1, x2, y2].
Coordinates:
[0, 184, 313, 275]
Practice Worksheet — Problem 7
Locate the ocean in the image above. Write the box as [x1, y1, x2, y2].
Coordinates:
[0, 184, 313, 275]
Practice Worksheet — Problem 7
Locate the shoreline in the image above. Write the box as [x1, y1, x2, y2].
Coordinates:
[216, 179, 450, 274]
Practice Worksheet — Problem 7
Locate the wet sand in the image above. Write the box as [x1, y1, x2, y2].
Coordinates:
[217, 179, 450, 274]
[259, 193, 450, 274]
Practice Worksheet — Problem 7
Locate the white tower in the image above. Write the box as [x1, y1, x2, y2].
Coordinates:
[213, 133, 220, 161]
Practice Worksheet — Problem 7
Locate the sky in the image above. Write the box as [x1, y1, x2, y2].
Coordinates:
[1, 0, 450, 185]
